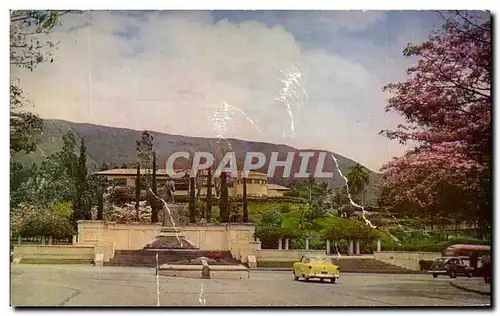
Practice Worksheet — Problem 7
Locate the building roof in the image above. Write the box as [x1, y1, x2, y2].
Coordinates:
[266, 184, 290, 191]
[238, 171, 268, 178]
[94, 168, 174, 176]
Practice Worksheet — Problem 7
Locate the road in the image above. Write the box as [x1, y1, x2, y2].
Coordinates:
[10, 265, 491, 307]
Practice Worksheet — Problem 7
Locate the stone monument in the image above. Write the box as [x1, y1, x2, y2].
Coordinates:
[143, 181, 198, 250]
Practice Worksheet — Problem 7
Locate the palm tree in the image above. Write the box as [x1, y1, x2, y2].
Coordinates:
[346, 163, 370, 205]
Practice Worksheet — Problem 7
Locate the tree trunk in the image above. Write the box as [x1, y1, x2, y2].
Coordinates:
[243, 177, 248, 222]
[219, 172, 229, 222]
[97, 188, 104, 220]
[189, 177, 196, 223]
[206, 168, 213, 223]
[135, 162, 141, 221]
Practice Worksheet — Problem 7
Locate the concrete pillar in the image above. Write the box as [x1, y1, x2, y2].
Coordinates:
[349, 240, 354, 255]
[376, 239, 381, 252]
[285, 238, 290, 250]
[278, 238, 283, 250]
[72, 235, 77, 245]
[41, 236, 46, 245]
[355, 240, 360, 255]
[326, 240, 331, 254]
[305, 237, 310, 250]
[17, 236, 21, 245]
[48, 236, 53, 245]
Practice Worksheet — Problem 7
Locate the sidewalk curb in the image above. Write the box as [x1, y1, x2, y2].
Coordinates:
[450, 281, 491, 296]
[252, 268, 292, 271]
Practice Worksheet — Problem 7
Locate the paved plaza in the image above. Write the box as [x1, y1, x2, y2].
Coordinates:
[10, 264, 491, 307]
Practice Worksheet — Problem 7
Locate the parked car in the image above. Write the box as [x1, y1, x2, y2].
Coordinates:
[480, 254, 491, 284]
[429, 257, 474, 278]
[292, 255, 340, 283]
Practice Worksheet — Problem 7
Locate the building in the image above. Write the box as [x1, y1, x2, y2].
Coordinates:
[266, 184, 292, 197]
[94, 168, 290, 197]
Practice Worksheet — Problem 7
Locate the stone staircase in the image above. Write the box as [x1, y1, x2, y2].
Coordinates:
[332, 258, 418, 274]
[105, 250, 240, 267]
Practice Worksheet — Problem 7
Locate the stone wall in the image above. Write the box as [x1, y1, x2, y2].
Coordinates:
[374, 251, 441, 270]
[13, 244, 95, 261]
[76, 221, 255, 260]
[253, 249, 327, 262]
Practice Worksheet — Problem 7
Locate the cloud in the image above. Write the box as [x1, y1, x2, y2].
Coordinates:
[11, 11, 435, 171]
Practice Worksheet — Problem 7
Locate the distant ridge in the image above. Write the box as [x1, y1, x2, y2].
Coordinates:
[12, 119, 382, 204]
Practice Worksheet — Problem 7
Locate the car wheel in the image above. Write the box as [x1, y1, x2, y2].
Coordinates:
[293, 271, 299, 281]
[305, 277, 310, 282]
[432, 274, 438, 279]
[449, 270, 457, 279]
[331, 278, 336, 284]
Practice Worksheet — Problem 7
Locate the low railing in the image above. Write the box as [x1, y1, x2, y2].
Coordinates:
[10, 236, 75, 248]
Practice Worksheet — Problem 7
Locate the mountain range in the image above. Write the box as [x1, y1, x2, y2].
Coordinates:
[12, 119, 382, 204]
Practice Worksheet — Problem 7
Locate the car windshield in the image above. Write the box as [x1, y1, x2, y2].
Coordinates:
[310, 257, 331, 263]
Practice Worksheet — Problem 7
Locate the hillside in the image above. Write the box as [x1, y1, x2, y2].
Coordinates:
[12, 119, 383, 204]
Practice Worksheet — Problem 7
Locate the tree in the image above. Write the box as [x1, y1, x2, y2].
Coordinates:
[33, 131, 77, 208]
[206, 168, 213, 223]
[120, 163, 128, 169]
[108, 186, 135, 206]
[380, 11, 491, 236]
[219, 172, 230, 222]
[150, 152, 159, 223]
[73, 137, 91, 220]
[346, 163, 370, 204]
[18, 211, 76, 239]
[47, 201, 73, 219]
[100, 162, 109, 171]
[287, 176, 331, 220]
[136, 131, 154, 177]
[135, 162, 141, 220]
[189, 176, 196, 223]
[322, 218, 377, 242]
[242, 176, 248, 222]
[213, 176, 221, 197]
[10, 11, 73, 156]
[255, 208, 282, 242]
[10, 162, 39, 209]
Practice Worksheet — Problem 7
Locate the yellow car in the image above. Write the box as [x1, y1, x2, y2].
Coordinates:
[293, 255, 340, 283]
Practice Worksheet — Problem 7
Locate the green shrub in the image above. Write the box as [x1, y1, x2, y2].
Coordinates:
[108, 186, 134, 205]
[18, 212, 76, 239]
[419, 260, 434, 271]
[47, 202, 73, 219]
[382, 238, 490, 253]
[256, 261, 293, 268]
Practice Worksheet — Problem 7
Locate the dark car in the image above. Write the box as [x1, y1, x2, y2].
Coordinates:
[480, 254, 491, 284]
[429, 257, 474, 278]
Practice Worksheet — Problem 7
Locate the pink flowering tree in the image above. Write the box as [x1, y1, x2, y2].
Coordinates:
[380, 11, 491, 237]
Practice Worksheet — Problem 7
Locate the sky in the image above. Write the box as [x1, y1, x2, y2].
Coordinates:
[11, 10, 447, 172]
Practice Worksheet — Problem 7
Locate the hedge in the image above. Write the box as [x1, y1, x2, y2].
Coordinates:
[383, 238, 490, 253]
